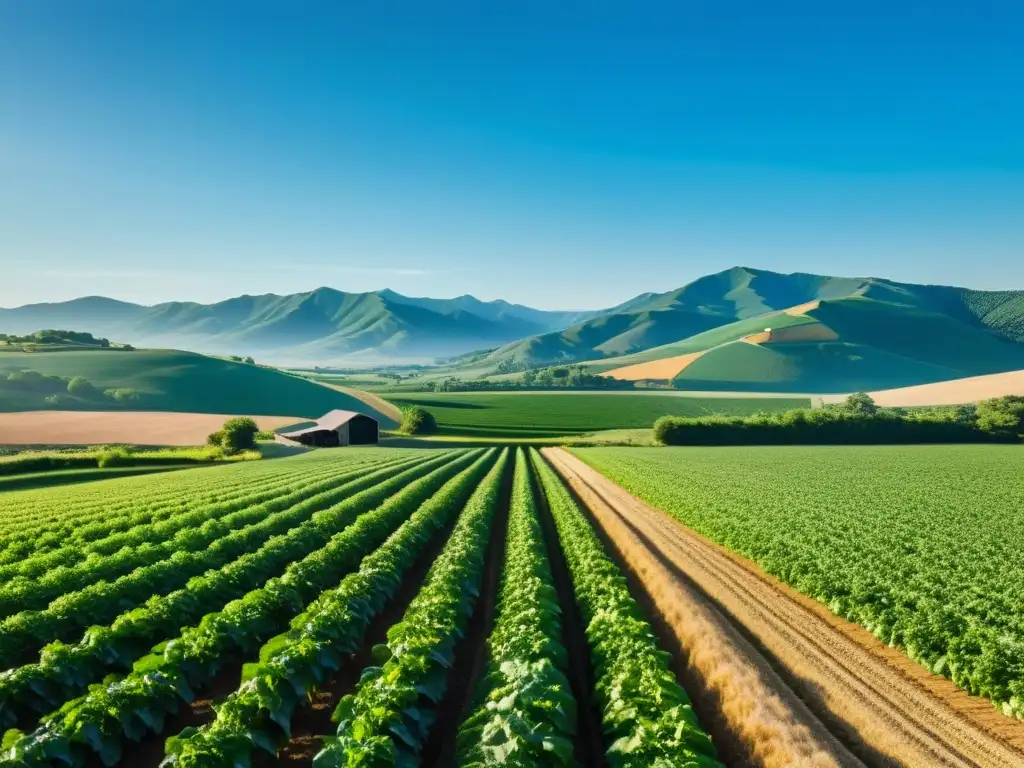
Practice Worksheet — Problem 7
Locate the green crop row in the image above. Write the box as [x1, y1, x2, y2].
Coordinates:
[0, 454, 381, 581]
[314, 450, 510, 766]
[0, 455, 413, 619]
[1, 450, 479, 766]
[0, 454, 323, 536]
[0, 452, 407, 563]
[0, 451, 452, 670]
[532, 451, 722, 767]
[162, 449, 503, 767]
[572, 445, 1024, 720]
[456, 449, 576, 766]
[0, 452, 466, 728]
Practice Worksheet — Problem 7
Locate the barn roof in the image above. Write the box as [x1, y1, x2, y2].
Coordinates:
[317, 409, 376, 430]
[279, 409, 376, 437]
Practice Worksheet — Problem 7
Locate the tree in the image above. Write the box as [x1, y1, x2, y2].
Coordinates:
[244, 356, 255, 365]
[67, 376, 96, 397]
[400, 406, 437, 435]
[976, 396, 1024, 441]
[843, 392, 878, 416]
[219, 417, 260, 452]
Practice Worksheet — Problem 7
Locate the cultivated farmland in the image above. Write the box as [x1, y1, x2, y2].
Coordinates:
[572, 445, 1024, 723]
[0, 447, 724, 767]
[386, 392, 810, 437]
[2, 440, 1023, 768]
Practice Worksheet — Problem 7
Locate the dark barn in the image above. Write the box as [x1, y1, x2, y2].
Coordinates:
[278, 409, 379, 447]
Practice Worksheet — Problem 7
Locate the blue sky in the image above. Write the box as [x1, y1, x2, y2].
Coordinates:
[2, 1, 1023, 309]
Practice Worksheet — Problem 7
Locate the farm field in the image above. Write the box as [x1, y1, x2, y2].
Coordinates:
[820, 368, 1024, 407]
[386, 391, 810, 437]
[0, 445, 725, 768]
[0, 411, 298, 447]
[572, 445, 1024, 728]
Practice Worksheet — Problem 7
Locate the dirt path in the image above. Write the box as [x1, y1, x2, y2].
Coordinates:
[542, 448, 1024, 768]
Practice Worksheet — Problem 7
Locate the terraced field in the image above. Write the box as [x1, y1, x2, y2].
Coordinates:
[0, 447, 723, 767]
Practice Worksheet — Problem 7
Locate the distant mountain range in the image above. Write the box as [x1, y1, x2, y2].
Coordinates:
[4, 268, 1024, 392]
[0, 288, 597, 363]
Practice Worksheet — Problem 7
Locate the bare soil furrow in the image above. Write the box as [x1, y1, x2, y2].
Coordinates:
[420, 453, 514, 768]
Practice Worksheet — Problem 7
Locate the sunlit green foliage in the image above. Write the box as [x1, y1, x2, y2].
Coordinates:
[573, 445, 1024, 719]
[388, 392, 808, 437]
[533, 452, 721, 766]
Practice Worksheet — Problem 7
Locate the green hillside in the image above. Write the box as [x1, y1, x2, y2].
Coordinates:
[5, 267, 1024, 393]
[460, 268, 1024, 385]
[385, 391, 809, 437]
[584, 312, 814, 372]
[0, 349, 392, 421]
[672, 341, 956, 393]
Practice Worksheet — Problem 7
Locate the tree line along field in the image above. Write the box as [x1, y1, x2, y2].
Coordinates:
[0, 446, 723, 767]
[385, 392, 810, 437]
[572, 444, 1024, 720]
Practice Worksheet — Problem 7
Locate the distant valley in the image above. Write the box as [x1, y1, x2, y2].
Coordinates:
[3, 267, 1024, 393]
[0, 288, 596, 364]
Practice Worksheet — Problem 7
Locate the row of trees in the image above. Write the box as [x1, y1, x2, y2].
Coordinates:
[2, 370, 141, 404]
[654, 394, 1024, 445]
[0, 330, 134, 349]
[419, 365, 632, 392]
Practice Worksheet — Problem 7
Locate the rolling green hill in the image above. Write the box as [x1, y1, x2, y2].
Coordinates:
[5, 267, 1024, 394]
[458, 268, 1024, 393]
[0, 349, 394, 422]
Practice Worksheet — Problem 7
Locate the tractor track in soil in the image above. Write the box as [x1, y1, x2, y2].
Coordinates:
[542, 447, 1024, 768]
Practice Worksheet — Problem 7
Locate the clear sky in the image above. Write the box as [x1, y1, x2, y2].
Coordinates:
[2, 1, 1023, 310]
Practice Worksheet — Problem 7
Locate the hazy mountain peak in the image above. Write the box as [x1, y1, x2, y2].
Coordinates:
[5, 268, 1021, 376]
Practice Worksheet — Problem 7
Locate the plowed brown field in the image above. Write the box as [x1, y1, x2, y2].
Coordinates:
[603, 351, 705, 381]
[542, 447, 1024, 768]
[0, 411, 300, 446]
[820, 370, 1024, 408]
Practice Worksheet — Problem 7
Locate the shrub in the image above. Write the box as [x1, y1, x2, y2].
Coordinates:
[400, 405, 437, 435]
[842, 392, 878, 416]
[976, 396, 1024, 441]
[207, 430, 226, 447]
[653, 403, 992, 446]
[220, 417, 260, 453]
[104, 388, 141, 402]
[96, 446, 133, 468]
[67, 376, 96, 397]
